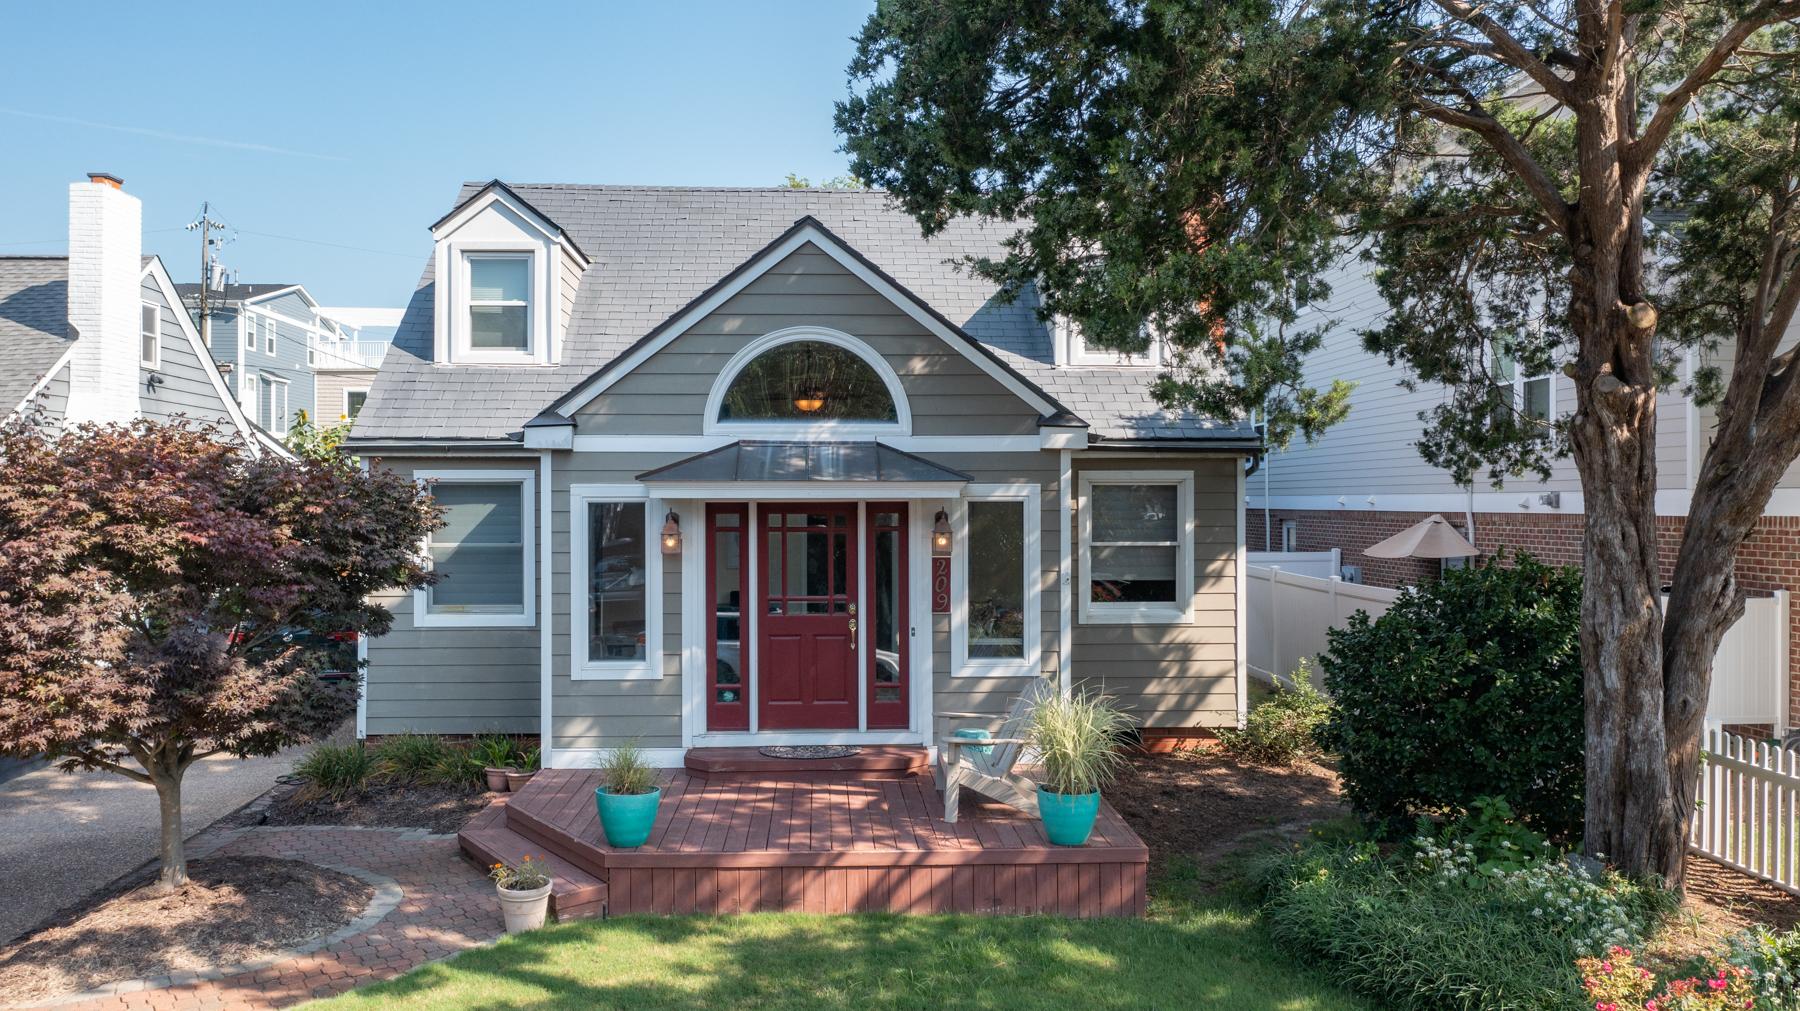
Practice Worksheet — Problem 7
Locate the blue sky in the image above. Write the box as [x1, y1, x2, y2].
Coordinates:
[0, 1, 873, 306]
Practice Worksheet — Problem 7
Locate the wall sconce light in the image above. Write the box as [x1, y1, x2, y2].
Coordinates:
[660, 510, 682, 554]
[931, 508, 952, 556]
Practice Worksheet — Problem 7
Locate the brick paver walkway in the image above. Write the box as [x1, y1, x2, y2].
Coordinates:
[25, 826, 498, 1011]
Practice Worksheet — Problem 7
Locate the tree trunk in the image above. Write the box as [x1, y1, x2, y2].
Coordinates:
[148, 764, 188, 894]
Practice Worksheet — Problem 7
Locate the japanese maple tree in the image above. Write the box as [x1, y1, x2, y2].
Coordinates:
[0, 419, 437, 892]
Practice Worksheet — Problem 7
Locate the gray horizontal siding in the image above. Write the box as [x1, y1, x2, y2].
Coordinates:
[363, 456, 541, 737]
[574, 245, 1041, 439]
[1071, 454, 1241, 728]
[139, 276, 236, 427]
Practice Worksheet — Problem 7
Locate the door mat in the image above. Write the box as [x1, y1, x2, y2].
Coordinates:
[757, 745, 863, 760]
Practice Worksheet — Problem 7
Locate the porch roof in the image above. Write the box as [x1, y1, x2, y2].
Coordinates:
[636, 440, 971, 499]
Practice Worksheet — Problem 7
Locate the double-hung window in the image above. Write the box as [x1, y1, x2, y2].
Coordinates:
[466, 254, 532, 353]
[1080, 470, 1195, 624]
[244, 314, 257, 352]
[343, 389, 368, 419]
[953, 484, 1041, 676]
[264, 318, 277, 355]
[139, 302, 159, 369]
[1492, 347, 1554, 422]
[261, 375, 290, 436]
[415, 471, 536, 628]
[569, 486, 659, 678]
[1058, 316, 1160, 367]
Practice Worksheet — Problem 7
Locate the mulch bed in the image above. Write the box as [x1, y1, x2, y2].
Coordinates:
[1109, 746, 1347, 874]
[0, 856, 372, 1005]
[260, 780, 496, 834]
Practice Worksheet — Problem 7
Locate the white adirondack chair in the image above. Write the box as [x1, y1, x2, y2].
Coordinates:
[936, 677, 1057, 823]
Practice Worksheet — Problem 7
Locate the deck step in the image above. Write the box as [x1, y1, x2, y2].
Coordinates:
[684, 745, 931, 780]
[457, 800, 608, 920]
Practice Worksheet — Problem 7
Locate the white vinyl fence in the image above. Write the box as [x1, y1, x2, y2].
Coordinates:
[1248, 567, 1789, 729]
[1247, 549, 1343, 580]
[1692, 729, 1800, 896]
[1246, 565, 1400, 687]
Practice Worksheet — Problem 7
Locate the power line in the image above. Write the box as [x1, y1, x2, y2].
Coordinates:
[232, 228, 420, 259]
[0, 226, 186, 248]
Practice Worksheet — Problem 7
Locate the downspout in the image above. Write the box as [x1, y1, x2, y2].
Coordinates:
[1465, 485, 1478, 552]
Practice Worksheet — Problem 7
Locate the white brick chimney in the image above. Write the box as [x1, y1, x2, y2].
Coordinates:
[65, 172, 142, 424]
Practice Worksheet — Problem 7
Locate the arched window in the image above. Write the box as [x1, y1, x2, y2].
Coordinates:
[717, 339, 900, 423]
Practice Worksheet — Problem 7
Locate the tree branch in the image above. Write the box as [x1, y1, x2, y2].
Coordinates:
[1629, 0, 1800, 174]
[1429, 0, 1577, 104]
[1411, 96, 1573, 231]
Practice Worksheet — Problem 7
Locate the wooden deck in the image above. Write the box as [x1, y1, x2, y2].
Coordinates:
[458, 763, 1147, 919]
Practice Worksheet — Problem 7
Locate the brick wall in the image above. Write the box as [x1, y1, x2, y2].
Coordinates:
[1251, 507, 1800, 726]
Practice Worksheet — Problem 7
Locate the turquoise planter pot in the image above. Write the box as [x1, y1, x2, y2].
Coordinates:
[595, 786, 662, 848]
[1036, 787, 1101, 846]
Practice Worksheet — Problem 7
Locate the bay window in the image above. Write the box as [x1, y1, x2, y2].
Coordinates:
[414, 471, 535, 628]
[571, 486, 660, 679]
[954, 484, 1041, 676]
[1079, 470, 1194, 624]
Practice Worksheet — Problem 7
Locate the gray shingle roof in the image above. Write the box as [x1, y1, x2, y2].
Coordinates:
[172, 282, 301, 302]
[0, 256, 74, 412]
[352, 184, 1253, 445]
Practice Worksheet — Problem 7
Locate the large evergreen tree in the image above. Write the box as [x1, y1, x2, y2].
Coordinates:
[839, 0, 1800, 886]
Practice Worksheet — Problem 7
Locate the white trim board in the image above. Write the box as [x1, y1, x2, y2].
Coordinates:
[1077, 468, 1196, 626]
[553, 747, 688, 770]
[538, 450, 554, 768]
[550, 221, 1061, 421]
[1249, 488, 1800, 519]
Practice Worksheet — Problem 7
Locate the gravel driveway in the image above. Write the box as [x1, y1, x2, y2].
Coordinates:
[0, 745, 314, 945]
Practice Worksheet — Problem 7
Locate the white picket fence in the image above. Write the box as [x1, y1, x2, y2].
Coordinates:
[1692, 729, 1800, 895]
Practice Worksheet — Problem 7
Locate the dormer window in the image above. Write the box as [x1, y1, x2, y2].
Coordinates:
[1055, 315, 1160, 367]
[467, 254, 532, 352]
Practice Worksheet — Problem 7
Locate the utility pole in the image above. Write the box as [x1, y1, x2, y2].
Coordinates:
[184, 203, 230, 349]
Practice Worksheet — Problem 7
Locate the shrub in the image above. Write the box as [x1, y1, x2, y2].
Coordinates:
[1027, 690, 1131, 795]
[470, 734, 521, 770]
[373, 733, 451, 783]
[1729, 926, 1800, 1009]
[427, 746, 486, 789]
[1217, 660, 1333, 765]
[1317, 553, 1584, 840]
[1256, 837, 1672, 1011]
[294, 744, 376, 801]
[1578, 949, 1754, 1011]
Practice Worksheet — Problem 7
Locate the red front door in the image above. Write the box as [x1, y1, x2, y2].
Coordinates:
[759, 505, 858, 730]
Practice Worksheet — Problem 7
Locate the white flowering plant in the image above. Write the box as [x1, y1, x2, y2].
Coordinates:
[1729, 925, 1800, 1009]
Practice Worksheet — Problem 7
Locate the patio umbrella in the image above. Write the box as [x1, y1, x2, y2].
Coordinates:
[1362, 513, 1478, 559]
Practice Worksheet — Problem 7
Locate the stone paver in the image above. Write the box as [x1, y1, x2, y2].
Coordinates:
[18, 826, 498, 1011]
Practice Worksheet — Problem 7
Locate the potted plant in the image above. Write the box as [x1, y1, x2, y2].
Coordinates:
[488, 855, 553, 933]
[594, 741, 661, 848]
[1026, 690, 1129, 846]
[472, 734, 518, 792]
[505, 745, 542, 791]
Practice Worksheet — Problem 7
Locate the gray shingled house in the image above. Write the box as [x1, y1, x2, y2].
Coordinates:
[1, 174, 265, 453]
[347, 181, 1259, 768]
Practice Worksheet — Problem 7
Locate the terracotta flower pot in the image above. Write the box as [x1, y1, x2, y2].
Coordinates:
[496, 881, 552, 933]
[484, 767, 515, 792]
[505, 769, 537, 791]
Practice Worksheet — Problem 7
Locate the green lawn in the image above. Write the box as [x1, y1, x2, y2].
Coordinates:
[307, 863, 1371, 1010]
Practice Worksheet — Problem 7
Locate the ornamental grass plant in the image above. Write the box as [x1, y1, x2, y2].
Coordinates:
[600, 741, 657, 795]
[1027, 690, 1130, 796]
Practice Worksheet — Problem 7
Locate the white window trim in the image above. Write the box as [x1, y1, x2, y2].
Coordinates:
[569, 484, 660, 680]
[139, 301, 160, 370]
[306, 334, 316, 367]
[243, 312, 256, 352]
[1078, 469, 1195, 625]
[454, 248, 540, 365]
[342, 387, 369, 420]
[1055, 315, 1161, 368]
[411, 469, 537, 629]
[952, 482, 1043, 678]
[701, 325, 912, 438]
[264, 317, 276, 355]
